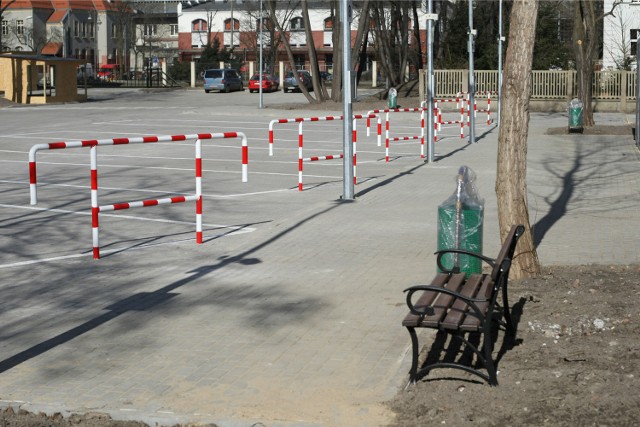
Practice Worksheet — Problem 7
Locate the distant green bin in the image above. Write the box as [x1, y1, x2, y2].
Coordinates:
[388, 88, 397, 108]
[568, 98, 583, 133]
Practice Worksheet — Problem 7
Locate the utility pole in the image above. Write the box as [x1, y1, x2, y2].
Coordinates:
[468, 0, 476, 143]
[341, 0, 354, 200]
[259, 0, 263, 108]
[498, 0, 504, 128]
[426, 0, 436, 163]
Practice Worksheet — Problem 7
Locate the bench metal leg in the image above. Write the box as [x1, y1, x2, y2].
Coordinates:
[501, 285, 515, 337]
[482, 324, 499, 386]
[406, 326, 420, 383]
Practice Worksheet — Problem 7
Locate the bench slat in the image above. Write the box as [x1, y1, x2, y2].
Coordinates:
[402, 273, 466, 327]
[402, 273, 449, 327]
[412, 273, 466, 328]
[440, 274, 485, 329]
[460, 275, 494, 331]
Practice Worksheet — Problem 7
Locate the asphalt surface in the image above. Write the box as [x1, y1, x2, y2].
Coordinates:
[1, 88, 639, 426]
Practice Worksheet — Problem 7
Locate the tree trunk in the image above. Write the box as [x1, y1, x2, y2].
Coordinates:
[496, 0, 541, 280]
[573, 0, 597, 127]
[301, 0, 325, 101]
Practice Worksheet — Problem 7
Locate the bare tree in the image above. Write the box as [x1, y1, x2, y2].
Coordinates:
[371, 1, 411, 87]
[112, 1, 135, 77]
[573, 0, 620, 127]
[269, 0, 328, 103]
[603, 12, 635, 70]
[496, 0, 541, 280]
[0, 0, 18, 51]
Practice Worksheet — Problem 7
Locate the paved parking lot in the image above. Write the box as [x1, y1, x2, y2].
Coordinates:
[1, 88, 639, 426]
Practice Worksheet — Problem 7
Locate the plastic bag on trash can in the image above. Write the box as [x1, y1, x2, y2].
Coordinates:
[437, 165, 484, 276]
[568, 98, 584, 131]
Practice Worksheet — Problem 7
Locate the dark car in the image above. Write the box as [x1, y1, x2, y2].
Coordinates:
[319, 71, 333, 82]
[248, 74, 279, 93]
[283, 70, 313, 93]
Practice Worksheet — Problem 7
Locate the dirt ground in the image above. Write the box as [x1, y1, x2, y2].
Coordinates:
[387, 264, 640, 427]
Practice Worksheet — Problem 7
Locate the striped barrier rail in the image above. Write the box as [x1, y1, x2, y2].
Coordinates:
[433, 97, 465, 139]
[457, 91, 494, 127]
[374, 108, 427, 161]
[475, 91, 495, 125]
[296, 114, 376, 191]
[28, 132, 248, 259]
[268, 115, 343, 156]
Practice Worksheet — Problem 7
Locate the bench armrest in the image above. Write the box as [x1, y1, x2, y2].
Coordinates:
[435, 249, 495, 273]
[404, 284, 489, 321]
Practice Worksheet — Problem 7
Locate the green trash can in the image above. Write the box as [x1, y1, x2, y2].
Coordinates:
[388, 87, 397, 108]
[437, 166, 484, 277]
[568, 98, 584, 133]
[437, 205, 483, 276]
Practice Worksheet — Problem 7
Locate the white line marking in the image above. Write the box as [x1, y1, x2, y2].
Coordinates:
[0, 203, 256, 233]
[0, 204, 259, 268]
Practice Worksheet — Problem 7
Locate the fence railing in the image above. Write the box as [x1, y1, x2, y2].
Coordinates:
[421, 69, 638, 103]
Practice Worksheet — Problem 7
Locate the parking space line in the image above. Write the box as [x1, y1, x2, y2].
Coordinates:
[0, 180, 297, 198]
[0, 203, 256, 232]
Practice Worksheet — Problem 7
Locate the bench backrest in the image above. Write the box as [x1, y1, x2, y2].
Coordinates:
[490, 224, 525, 283]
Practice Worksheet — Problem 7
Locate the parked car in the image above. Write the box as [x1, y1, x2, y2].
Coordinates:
[319, 71, 333, 82]
[248, 74, 279, 93]
[97, 64, 120, 81]
[283, 70, 313, 93]
[203, 68, 244, 93]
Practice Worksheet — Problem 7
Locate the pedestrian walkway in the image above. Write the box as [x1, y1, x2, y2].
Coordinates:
[0, 105, 638, 427]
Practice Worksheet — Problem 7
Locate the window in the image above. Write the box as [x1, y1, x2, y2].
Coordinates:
[631, 29, 640, 56]
[224, 18, 239, 31]
[256, 17, 269, 32]
[290, 17, 304, 31]
[192, 19, 207, 32]
[144, 24, 157, 36]
[1, 20, 8, 36]
[82, 22, 87, 37]
[16, 19, 24, 35]
[324, 17, 333, 30]
[89, 22, 95, 38]
[170, 24, 178, 36]
[74, 20, 79, 37]
[112, 23, 118, 38]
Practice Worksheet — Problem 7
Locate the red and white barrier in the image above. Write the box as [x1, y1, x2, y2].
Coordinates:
[475, 91, 495, 125]
[29, 132, 249, 259]
[269, 115, 342, 156]
[432, 97, 465, 139]
[296, 115, 374, 191]
[457, 91, 494, 127]
[365, 108, 427, 162]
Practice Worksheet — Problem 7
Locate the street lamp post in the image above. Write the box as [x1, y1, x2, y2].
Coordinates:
[259, 0, 264, 108]
[467, 0, 476, 144]
[498, 0, 504, 127]
[341, 0, 354, 200]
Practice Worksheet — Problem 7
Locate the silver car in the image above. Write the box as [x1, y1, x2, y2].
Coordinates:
[283, 70, 313, 93]
[203, 68, 244, 93]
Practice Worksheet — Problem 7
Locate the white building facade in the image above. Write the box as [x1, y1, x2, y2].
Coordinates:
[602, 0, 640, 69]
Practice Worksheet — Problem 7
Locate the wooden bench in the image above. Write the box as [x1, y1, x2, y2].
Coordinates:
[402, 224, 525, 386]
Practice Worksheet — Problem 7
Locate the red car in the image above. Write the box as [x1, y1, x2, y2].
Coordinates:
[248, 74, 279, 93]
